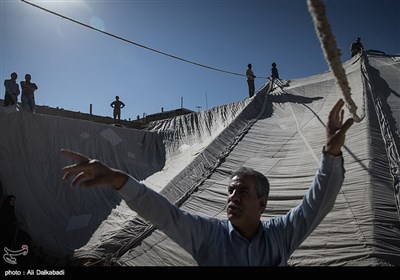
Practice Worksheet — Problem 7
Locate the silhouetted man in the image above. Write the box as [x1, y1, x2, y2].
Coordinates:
[110, 96, 125, 125]
[246, 64, 256, 98]
[4, 72, 20, 108]
[350, 37, 364, 57]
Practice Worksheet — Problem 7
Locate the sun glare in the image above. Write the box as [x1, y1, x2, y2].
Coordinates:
[89, 16, 105, 31]
[35, 0, 92, 14]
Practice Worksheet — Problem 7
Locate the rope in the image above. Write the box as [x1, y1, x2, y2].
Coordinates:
[307, 0, 364, 123]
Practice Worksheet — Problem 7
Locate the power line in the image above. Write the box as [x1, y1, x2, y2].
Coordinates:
[20, 0, 265, 78]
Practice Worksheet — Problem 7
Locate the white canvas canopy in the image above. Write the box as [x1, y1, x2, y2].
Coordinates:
[1, 52, 399, 266]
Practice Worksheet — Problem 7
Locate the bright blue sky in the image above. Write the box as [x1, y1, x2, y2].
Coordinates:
[1, 0, 399, 120]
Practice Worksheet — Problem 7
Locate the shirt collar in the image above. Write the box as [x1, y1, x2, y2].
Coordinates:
[228, 220, 264, 241]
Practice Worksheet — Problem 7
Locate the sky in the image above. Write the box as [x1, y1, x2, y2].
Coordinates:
[1, 0, 399, 120]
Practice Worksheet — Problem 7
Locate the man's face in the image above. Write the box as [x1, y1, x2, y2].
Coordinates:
[227, 175, 266, 229]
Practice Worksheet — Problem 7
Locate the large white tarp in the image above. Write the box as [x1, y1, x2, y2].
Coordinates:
[1, 52, 399, 266]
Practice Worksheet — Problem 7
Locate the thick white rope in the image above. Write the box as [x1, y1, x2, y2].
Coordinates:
[307, 0, 364, 123]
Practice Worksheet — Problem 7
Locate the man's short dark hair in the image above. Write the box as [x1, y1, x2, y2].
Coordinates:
[230, 167, 270, 198]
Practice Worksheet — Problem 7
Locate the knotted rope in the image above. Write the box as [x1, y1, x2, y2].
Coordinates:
[307, 0, 364, 122]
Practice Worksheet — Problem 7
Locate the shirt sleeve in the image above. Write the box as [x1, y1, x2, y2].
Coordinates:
[274, 153, 345, 257]
[5, 80, 11, 93]
[118, 176, 212, 257]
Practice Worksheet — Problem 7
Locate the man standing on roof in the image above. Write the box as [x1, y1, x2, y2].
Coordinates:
[271, 62, 280, 80]
[110, 96, 125, 125]
[350, 37, 364, 57]
[3, 72, 20, 109]
[60, 98, 354, 266]
[20, 74, 38, 113]
[246, 63, 256, 98]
